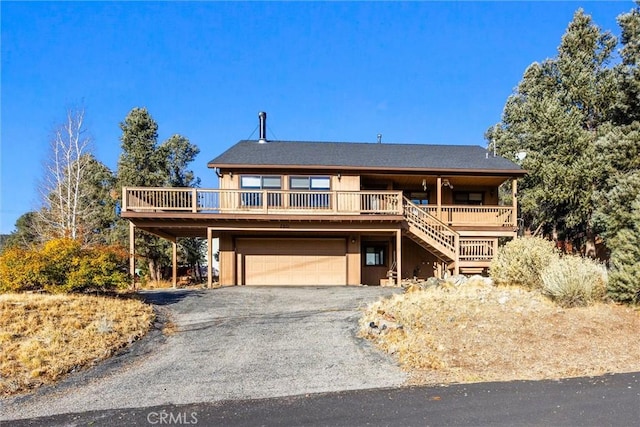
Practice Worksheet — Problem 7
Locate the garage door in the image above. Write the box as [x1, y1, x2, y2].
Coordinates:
[236, 238, 347, 286]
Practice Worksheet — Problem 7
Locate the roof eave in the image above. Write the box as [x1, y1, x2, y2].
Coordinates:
[207, 162, 526, 176]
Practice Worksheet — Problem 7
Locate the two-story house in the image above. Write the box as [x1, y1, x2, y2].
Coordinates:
[121, 113, 526, 287]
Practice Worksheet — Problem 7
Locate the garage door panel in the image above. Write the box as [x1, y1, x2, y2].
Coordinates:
[237, 238, 346, 286]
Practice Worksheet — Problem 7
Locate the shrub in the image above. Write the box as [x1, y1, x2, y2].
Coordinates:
[0, 247, 44, 292]
[490, 237, 559, 289]
[0, 238, 130, 294]
[40, 239, 83, 292]
[65, 246, 129, 293]
[541, 255, 607, 307]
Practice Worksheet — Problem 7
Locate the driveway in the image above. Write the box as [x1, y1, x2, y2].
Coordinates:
[2, 286, 406, 421]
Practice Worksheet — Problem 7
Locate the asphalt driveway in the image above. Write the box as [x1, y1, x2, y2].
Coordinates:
[2, 286, 406, 421]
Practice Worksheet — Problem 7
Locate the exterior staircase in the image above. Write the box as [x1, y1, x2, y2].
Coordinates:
[402, 197, 459, 275]
[402, 197, 499, 278]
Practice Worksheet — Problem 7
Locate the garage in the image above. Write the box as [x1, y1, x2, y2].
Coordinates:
[236, 238, 347, 286]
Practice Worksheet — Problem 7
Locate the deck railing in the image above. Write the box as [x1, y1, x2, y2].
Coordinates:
[122, 187, 515, 226]
[423, 205, 514, 227]
[122, 187, 403, 215]
[403, 198, 457, 257]
[459, 239, 496, 262]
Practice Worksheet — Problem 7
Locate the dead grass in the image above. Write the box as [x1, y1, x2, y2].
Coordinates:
[0, 293, 154, 396]
[360, 282, 640, 385]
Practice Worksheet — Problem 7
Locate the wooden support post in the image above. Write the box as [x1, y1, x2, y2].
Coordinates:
[172, 241, 177, 288]
[129, 221, 135, 289]
[192, 188, 198, 213]
[207, 227, 213, 288]
[454, 233, 460, 276]
[396, 230, 402, 286]
[122, 187, 127, 213]
[512, 179, 518, 227]
[436, 177, 442, 221]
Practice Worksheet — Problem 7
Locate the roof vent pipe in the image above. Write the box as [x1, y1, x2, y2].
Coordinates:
[258, 111, 267, 143]
[377, 133, 382, 144]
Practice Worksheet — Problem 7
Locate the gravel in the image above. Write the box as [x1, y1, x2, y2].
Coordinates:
[2, 286, 406, 421]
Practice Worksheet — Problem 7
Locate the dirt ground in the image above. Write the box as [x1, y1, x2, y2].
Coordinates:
[360, 281, 640, 385]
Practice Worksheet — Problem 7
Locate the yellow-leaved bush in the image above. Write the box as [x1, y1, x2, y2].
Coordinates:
[0, 239, 129, 293]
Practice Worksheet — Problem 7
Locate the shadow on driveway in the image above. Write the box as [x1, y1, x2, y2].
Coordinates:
[137, 288, 206, 306]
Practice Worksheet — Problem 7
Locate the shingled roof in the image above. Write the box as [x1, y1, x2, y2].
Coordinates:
[208, 140, 525, 174]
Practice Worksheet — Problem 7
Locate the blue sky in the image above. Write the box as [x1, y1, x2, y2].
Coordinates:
[1, 1, 635, 234]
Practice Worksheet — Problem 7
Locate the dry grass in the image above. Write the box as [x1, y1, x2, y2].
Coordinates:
[360, 282, 640, 385]
[0, 293, 154, 396]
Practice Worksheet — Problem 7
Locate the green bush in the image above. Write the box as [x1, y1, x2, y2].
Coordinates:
[607, 228, 640, 304]
[490, 237, 559, 289]
[541, 255, 607, 307]
[0, 238, 129, 293]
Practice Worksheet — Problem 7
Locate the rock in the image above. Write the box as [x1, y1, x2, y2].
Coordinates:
[425, 277, 444, 288]
[367, 319, 403, 335]
[444, 274, 468, 287]
[467, 275, 494, 287]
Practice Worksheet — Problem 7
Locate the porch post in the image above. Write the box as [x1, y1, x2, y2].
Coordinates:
[436, 177, 442, 221]
[129, 221, 135, 289]
[172, 241, 177, 288]
[207, 227, 213, 288]
[396, 230, 402, 286]
[512, 179, 518, 227]
[453, 233, 460, 276]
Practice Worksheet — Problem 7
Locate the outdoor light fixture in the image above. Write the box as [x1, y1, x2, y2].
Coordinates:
[442, 179, 453, 189]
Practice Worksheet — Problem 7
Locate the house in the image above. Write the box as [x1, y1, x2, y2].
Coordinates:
[121, 113, 526, 287]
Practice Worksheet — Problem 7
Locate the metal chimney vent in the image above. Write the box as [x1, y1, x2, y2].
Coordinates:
[258, 112, 267, 143]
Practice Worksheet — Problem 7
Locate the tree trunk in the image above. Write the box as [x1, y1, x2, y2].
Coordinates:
[584, 229, 597, 258]
[148, 259, 158, 281]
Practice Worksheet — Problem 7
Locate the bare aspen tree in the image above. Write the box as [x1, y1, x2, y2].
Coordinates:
[38, 108, 92, 241]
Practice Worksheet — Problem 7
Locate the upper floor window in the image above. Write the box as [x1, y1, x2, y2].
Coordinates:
[289, 176, 331, 208]
[240, 176, 282, 207]
[241, 176, 282, 189]
[289, 176, 331, 190]
[454, 191, 484, 206]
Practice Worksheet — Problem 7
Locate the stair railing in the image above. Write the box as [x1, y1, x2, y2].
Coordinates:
[402, 197, 458, 258]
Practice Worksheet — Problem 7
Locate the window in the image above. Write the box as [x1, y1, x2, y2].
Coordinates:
[240, 176, 282, 207]
[364, 245, 386, 266]
[454, 192, 484, 206]
[289, 176, 331, 208]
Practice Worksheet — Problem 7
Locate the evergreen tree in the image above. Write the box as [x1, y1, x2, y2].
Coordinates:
[613, 2, 640, 125]
[607, 197, 640, 303]
[2, 212, 39, 249]
[592, 123, 640, 241]
[116, 107, 200, 281]
[486, 9, 617, 252]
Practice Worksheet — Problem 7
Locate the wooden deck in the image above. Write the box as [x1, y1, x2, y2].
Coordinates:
[122, 187, 516, 228]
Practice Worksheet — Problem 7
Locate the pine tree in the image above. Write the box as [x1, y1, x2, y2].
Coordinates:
[486, 9, 617, 252]
[116, 107, 200, 281]
[607, 198, 640, 303]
